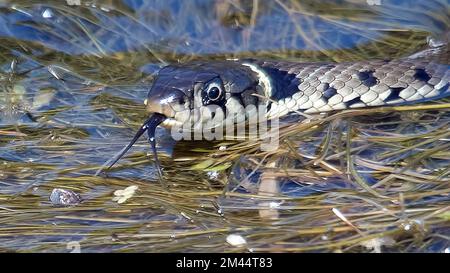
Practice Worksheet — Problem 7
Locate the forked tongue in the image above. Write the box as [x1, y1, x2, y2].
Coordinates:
[146, 113, 166, 179]
[95, 113, 166, 180]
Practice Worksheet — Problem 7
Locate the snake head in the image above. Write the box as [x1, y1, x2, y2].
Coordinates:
[145, 61, 261, 129]
[104, 61, 262, 175]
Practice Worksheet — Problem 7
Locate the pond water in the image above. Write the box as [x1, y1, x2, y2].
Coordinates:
[0, 0, 449, 252]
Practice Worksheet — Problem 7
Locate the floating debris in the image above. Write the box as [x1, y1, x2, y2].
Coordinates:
[359, 236, 396, 253]
[31, 88, 56, 110]
[0, 84, 30, 121]
[112, 185, 138, 204]
[49, 188, 83, 206]
[66, 0, 81, 6]
[269, 201, 282, 209]
[226, 234, 247, 247]
[207, 171, 219, 180]
[42, 8, 53, 19]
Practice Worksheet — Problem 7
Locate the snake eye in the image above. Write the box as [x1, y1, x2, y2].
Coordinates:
[207, 86, 222, 101]
[200, 79, 225, 106]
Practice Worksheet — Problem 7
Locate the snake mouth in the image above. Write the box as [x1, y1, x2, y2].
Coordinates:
[101, 83, 189, 177]
[160, 117, 184, 128]
[105, 113, 167, 177]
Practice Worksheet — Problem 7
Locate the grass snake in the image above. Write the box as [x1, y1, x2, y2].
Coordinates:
[104, 35, 450, 175]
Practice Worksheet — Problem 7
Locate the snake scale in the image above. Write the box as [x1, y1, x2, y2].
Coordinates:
[247, 46, 449, 117]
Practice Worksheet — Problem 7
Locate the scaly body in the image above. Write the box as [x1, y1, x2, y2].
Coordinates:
[105, 40, 450, 174]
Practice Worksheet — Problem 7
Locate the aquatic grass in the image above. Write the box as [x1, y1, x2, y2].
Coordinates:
[0, 0, 449, 252]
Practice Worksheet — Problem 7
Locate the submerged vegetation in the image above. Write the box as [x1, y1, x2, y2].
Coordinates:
[0, 0, 449, 252]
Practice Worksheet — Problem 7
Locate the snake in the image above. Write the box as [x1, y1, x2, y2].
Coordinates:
[104, 37, 450, 175]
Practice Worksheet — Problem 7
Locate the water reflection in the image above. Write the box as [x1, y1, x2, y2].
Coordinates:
[0, 0, 448, 252]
